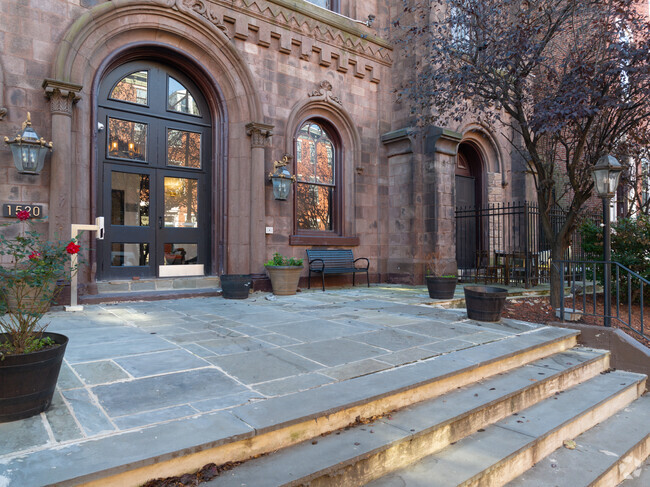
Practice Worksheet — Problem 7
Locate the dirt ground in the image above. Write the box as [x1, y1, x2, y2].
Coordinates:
[502, 295, 650, 348]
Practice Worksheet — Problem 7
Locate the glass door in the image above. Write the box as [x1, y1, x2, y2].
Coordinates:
[97, 61, 211, 280]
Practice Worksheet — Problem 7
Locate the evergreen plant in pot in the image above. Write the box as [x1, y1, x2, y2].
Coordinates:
[264, 252, 303, 296]
[0, 211, 81, 422]
[425, 258, 457, 300]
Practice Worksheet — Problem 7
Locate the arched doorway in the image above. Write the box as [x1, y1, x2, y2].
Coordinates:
[96, 60, 212, 279]
[455, 142, 484, 270]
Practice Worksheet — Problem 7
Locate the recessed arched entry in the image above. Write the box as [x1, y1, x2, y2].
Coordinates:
[455, 142, 484, 270]
[96, 61, 212, 279]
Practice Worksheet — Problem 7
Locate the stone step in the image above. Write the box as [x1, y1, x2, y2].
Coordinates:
[82, 277, 222, 303]
[95, 276, 221, 294]
[367, 370, 646, 487]
[620, 455, 650, 486]
[1, 327, 580, 487]
[506, 393, 650, 487]
[203, 347, 611, 487]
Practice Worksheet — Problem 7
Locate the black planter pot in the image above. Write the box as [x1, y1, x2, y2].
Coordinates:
[0, 332, 68, 423]
[426, 276, 457, 299]
[220, 274, 252, 299]
[464, 286, 508, 322]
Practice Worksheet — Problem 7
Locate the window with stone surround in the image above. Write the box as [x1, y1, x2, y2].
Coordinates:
[304, 0, 339, 12]
[294, 119, 341, 237]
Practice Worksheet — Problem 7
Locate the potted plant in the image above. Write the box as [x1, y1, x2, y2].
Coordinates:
[264, 252, 303, 296]
[464, 286, 509, 322]
[220, 274, 252, 299]
[0, 211, 81, 423]
[425, 258, 458, 299]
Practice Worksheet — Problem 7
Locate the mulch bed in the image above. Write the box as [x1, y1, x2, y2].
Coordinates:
[502, 295, 650, 348]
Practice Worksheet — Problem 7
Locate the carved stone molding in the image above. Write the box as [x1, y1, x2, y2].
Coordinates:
[0, 107, 6, 120]
[246, 122, 274, 148]
[308, 80, 342, 106]
[156, 0, 390, 83]
[42, 79, 83, 116]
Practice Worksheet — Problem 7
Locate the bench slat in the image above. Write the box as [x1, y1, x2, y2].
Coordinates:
[306, 249, 370, 291]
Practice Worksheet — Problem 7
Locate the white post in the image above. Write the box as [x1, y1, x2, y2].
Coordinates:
[65, 217, 104, 312]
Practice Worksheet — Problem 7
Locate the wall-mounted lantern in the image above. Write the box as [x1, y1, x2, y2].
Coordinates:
[268, 154, 296, 200]
[4, 113, 53, 175]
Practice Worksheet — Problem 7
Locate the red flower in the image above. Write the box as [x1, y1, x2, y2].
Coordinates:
[66, 242, 81, 254]
[16, 210, 30, 221]
[28, 251, 41, 260]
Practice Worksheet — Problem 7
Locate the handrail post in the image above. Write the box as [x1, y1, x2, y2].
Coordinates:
[559, 262, 565, 321]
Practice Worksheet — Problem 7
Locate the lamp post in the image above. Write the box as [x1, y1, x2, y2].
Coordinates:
[591, 155, 623, 327]
[3, 113, 53, 175]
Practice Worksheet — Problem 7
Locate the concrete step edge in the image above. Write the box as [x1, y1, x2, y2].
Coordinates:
[9, 328, 579, 487]
[505, 393, 650, 487]
[366, 371, 646, 487]
[200, 348, 612, 487]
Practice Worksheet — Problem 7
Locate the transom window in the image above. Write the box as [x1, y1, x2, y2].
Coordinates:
[295, 121, 337, 232]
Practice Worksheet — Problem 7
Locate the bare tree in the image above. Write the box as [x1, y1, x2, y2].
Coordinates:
[393, 0, 650, 305]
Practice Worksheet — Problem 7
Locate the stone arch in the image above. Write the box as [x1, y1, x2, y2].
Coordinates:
[49, 0, 265, 277]
[284, 92, 362, 238]
[460, 123, 506, 183]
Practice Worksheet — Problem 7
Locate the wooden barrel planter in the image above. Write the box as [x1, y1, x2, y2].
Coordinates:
[464, 286, 508, 322]
[0, 332, 68, 423]
[425, 276, 457, 299]
[220, 274, 252, 299]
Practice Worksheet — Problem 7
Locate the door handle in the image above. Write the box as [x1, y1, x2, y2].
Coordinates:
[158, 217, 163, 229]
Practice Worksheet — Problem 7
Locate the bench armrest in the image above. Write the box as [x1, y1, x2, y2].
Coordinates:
[309, 258, 325, 271]
[354, 257, 369, 269]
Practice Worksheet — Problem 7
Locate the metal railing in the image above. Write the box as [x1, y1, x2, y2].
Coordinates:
[455, 202, 600, 288]
[555, 260, 648, 341]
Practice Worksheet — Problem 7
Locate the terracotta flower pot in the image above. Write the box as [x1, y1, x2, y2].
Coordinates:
[265, 266, 303, 296]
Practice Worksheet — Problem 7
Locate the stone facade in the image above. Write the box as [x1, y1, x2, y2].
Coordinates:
[0, 0, 532, 289]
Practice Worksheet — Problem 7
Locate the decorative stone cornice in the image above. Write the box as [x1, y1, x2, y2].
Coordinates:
[158, 0, 391, 83]
[42, 79, 83, 116]
[308, 80, 342, 106]
[246, 122, 274, 148]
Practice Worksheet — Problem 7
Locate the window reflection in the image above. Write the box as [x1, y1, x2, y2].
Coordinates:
[167, 129, 201, 168]
[111, 172, 150, 226]
[168, 77, 200, 115]
[295, 121, 335, 231]
[108, 118, 147, 161]
[164, 177, 198, 228]
[111, 243, 150, 267]
[110, 71, 148, 105]
[164, 243, 197, 265]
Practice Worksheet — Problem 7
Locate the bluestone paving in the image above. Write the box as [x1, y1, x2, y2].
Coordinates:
[113, 349, 210, 377]
[92, 368, 245, 416]
[72, 360, 131, 385]
[0, 284, 569, 485]
[208, 348, 323, 383]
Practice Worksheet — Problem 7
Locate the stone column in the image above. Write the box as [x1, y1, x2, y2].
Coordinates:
[424, 126, 462, 276]
[42, 79, 82, 241]
[245, 122, 273, 274]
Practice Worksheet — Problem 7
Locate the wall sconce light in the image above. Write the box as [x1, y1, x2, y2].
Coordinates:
[268, 154, 296, 200]
[4, 113, 53, 175]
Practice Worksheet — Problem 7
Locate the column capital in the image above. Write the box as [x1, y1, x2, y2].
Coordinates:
[43, 79, 83, 116]
[245, 122, 274, 148]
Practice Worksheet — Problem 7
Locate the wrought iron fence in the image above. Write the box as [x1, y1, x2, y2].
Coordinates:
[555, 260, 648, 341]
[455, 201, 601, 288]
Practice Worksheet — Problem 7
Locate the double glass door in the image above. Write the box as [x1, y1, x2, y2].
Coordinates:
[97, 61, 212, 279]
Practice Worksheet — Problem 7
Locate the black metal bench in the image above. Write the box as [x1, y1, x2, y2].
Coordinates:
[306, 249, 370, 291]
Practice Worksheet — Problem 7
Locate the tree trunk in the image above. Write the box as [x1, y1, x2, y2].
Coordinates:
[549, 242, 566, 310]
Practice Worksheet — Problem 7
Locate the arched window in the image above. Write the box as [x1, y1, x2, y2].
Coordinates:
[294, 120, 340, 234]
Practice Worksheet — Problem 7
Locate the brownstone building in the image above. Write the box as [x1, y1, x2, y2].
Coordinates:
[0, 0, 531, 296]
